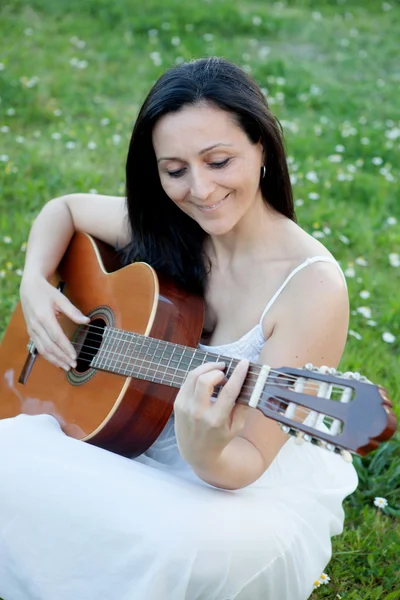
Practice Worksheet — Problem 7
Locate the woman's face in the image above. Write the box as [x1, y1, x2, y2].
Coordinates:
[152, 103, 265, 236]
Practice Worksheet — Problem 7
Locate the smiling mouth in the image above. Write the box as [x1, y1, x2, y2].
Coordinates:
[196, 194, 230, 212]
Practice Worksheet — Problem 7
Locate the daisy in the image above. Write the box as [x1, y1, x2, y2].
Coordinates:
[374, 497, 388, 509]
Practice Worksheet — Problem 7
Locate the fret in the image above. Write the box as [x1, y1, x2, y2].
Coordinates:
[120, 330, 132, 375]
[169, 344, 182, 386]
[110, 329, 126, 373]
[150, 339, 164, 383]
[142, 338, 158, 382]
[97, 327, 112, 370]
[128, 334, 145, 377]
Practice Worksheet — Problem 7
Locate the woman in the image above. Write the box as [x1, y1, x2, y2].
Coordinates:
[0, 57, 357, 599]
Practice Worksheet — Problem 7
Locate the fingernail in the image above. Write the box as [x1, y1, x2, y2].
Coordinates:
[70, 361, 77, 369]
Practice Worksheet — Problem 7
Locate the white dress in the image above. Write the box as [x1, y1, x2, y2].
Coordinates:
[0, 257, 358, 600]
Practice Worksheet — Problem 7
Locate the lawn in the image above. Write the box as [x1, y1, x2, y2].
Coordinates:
[0, 0, 399, 598]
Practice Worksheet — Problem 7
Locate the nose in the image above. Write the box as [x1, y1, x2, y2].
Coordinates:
[189, 167, 216, 201]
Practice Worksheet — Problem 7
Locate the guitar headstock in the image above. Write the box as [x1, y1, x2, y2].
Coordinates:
[258, 363, 397, 460]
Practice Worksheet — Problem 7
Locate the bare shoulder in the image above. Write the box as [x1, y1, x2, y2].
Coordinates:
[61, 193, 130, 248]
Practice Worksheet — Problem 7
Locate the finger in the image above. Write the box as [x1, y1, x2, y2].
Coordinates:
[31, 320, 75, 370]
[184, 361, 226, 393]
[193, 369, 227, 405]
[214, 359, 250, 415]
[45, 311, 82, 362]
[55, 293, 90, 325]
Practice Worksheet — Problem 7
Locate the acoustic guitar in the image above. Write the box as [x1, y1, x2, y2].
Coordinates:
[0, 232, 397, 459]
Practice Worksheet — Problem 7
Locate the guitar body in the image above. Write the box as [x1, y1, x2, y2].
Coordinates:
[0, 233, 204, 457]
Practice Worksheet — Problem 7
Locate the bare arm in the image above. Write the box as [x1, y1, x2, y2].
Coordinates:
[175, 263, 349, 489]
[22, 193, 130, 282]
[19, 193, 130, 371]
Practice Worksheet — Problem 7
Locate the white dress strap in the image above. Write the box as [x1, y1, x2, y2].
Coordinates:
[259, 256, 346, 325]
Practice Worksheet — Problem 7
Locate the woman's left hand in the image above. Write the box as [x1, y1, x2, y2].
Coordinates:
[174, 359, 250, 470]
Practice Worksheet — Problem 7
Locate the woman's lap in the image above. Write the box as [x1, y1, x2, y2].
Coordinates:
[0, 414, 357, 600]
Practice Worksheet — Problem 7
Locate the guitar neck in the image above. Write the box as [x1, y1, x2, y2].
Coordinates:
[90, 326, 253, 402]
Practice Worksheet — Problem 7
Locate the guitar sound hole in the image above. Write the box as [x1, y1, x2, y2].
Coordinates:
[75, 318, 106, 373]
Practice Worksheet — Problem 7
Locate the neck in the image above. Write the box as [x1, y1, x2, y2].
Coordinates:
[90, 326, 263, 406]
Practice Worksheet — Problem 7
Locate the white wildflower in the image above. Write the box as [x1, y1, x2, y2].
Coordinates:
[349, 330, 362, 340]
[355, 257, 368, 266]
[252, 16, 262, 26]
[3, 236, 12, 244]
[335, 144, 345, 153]
[112, 134, 121, 145]
[328, 154, 342, 163]
[382, 332, 396, 343]
[374, 496, 388, 508]
[339, 234, 350, 244]
[66, 141, 76, 149]
[320, 572, 331, 585]
[6, 108, 16, 116]
[295, 199, 304, 207]
[171, 36, 180, 46]
[357, 307, 372, 319]
[51, 132, 61, 140]
[312, 11, 322, 20]
[87, 141, 97, 150]
[150, 52, 162, 66]
[308, 192, 320, 201]
[100, 118, 110, 126]
[0, 126, 10, 133]
[367, 320, 377, 326]
[89, 189, 98, 194]
[385, 127, 400, 140]
[0, 154, 9, 162]
[359, 290, 370, 299]
[372, 157, 383, 165]
[388, 253, 400, 267]
[306, 171, 318, 183]
[203, 33, 214, 42]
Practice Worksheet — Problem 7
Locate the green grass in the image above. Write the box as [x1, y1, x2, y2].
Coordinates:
[0, 0, 399, 597]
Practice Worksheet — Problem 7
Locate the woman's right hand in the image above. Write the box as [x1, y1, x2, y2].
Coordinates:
[19, 276, 90, 371]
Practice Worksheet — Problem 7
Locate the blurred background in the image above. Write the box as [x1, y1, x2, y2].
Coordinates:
[0, 1, 399, 597]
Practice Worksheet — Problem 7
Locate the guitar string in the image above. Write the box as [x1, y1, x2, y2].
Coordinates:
[62, 323, 346, 395]
[60, 344, 348, 425]
[66, 342, 346, 399]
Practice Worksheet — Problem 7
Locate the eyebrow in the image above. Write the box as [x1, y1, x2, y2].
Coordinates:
[157, 143, 233, 163]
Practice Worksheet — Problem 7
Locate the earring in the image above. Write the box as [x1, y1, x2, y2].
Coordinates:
[261, 165, 266, 179]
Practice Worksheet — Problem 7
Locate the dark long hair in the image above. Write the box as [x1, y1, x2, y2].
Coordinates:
[122, 57, 295, 295]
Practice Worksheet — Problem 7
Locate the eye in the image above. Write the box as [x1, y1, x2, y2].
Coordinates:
[167, 168, 186, 178]
[210, 159, 230, 169]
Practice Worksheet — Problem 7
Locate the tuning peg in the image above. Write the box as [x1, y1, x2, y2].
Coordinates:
[340, 450, 353, 463]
